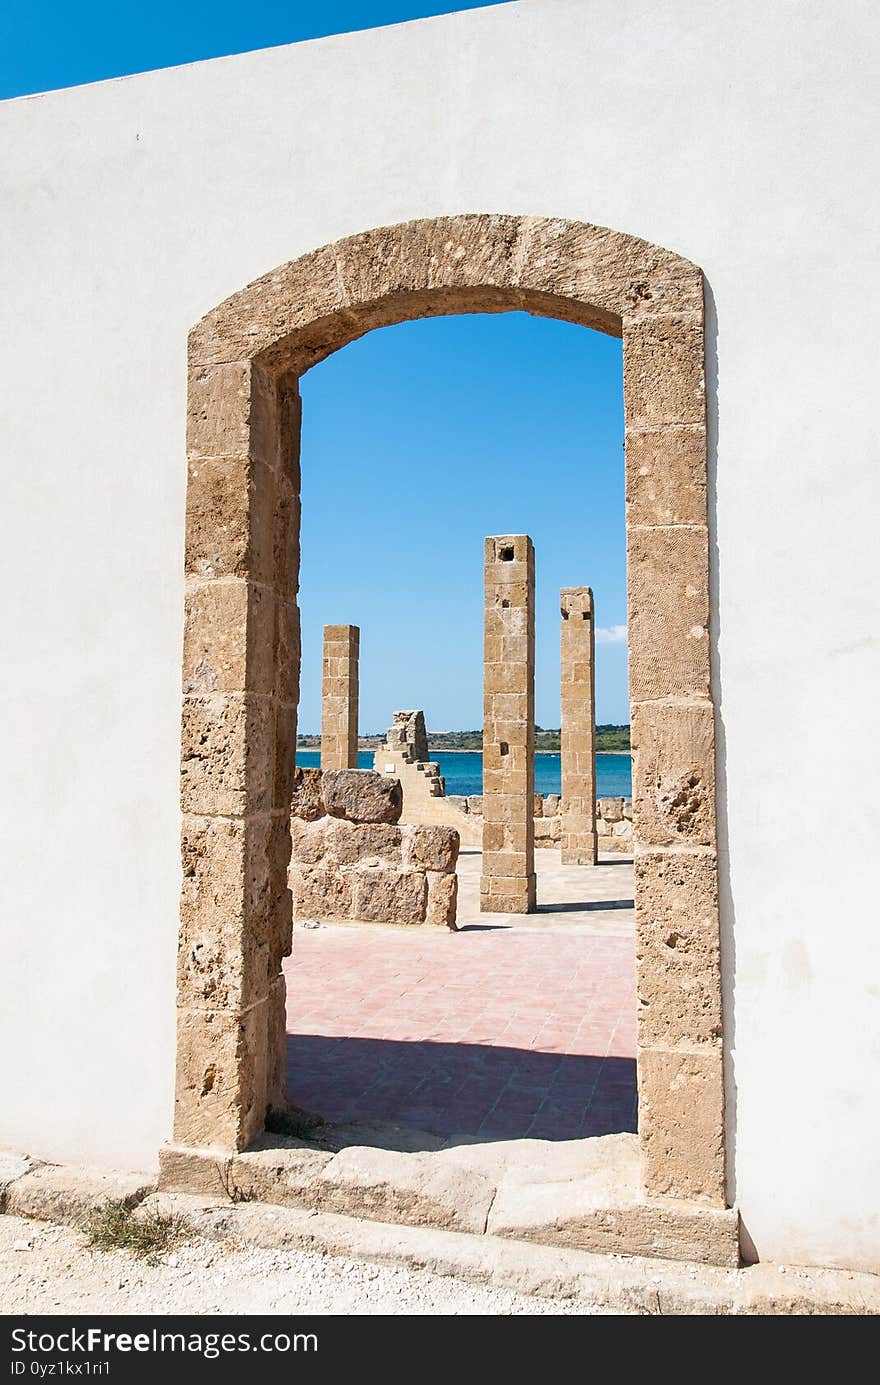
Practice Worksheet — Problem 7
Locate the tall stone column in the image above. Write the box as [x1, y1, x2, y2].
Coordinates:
[560, 587, 598, 865]
[321, 624, 359, 770]
[480, 535, 536, 913]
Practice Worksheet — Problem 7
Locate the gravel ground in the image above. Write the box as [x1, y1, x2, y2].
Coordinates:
[0, 1215, 606, 1316]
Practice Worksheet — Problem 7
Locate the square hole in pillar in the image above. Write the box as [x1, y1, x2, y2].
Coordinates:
[501, 598, 510, 608]
[499, 741, 509, 755]
[499, 545, 514, 561]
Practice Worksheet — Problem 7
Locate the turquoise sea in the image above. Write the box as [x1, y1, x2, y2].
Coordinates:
[296, 749, 632, 798]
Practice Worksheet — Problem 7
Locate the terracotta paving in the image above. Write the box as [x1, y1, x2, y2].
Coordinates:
[283, 849, 637, 1143]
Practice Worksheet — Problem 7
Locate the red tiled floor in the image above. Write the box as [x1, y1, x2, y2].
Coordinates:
[283, 924, 637, 1142]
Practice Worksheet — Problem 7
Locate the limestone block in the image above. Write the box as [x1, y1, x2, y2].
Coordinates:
[330, 821, 403, 866]
[426, 872, 459, 928]
[274, 703, 299, 812]
[291, 864, 352, 919]
[180, 693, 274, 817]
[179, 815, 278, 1011]
[599, 797, 624, 823]
[5, 1165, 155, 1228]
[480, 873, 537, 914]
[625, 425, 708, 528]
[638, 1048, 726, 1207]
[622, 315, 705, 430]
[466, 795, 484, 816]
[290, 816, 332, 865]
[275, 600, 301, 704]
[186, 455, 275, 583]
[173, 1002, 268, 1152]
[623, 798, 633, 820]
[317, 1144, 496, 1235]
[290, 766, 324, 821]
[183, 579, 275, 695]
[322, 769, 402, 824]
[627, 526, 710, 700]
[534, 817, 555, 840]
[635, 852, 721, 1050]
[187, 359, 278, 462]
[229, 1137, 333, 1208]
[405, 824, 460, 872]
[542, 794, 560, 817]
[353, 869, 428, 925]
[612, 818, 633, 839]
[447, 795, 469, 812]
[631, 701, 716, 847]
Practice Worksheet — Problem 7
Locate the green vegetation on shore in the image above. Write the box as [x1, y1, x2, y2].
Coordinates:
[297, 724, 631, 752]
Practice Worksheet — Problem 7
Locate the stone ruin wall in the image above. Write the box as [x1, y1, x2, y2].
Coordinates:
[289, 766, 460, 928]
[448, 792, 634, 853]
[373, 711, 482, 847]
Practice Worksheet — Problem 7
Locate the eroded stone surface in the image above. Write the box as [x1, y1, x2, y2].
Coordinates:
[322, 770, 402, 824]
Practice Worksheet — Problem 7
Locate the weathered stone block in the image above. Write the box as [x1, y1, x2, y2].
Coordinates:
[275, 599, 301, 704]
[173, 1002, 268, 1152]
[187, 360, 276, 461]
[426, 872, 458, 928]
[466, 795, 484, 816]
[623, 315, 705, 429]
[627, 526, 710, 700]
[290, 815, 332, 865]
[322, 769, 402, 824]
[638, 1048, 726, 1207]
[353, 869, 428, 924]
[405, 824, 460, 872]
[265, 973, 288, 1110]
[183, 579, 275, 695]
[330, 821, 403, 866]
[274, 703, 299, 812]
[291, 863, 353, 919]
[180, 693, 274, 817]
[625, 425, 708, 528]
[185, 455, 276, 583]
[542, 794, 560, 816]
[290, 766, 324, 821]
[636, 852, 721, 1049]
[631, 700, 716, 847]
[599, 796, 624, 823]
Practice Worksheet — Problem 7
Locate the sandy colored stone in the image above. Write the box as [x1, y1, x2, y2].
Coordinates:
[317, 1145, 496, 1235]
[625, 425, 708, 527]
[290, 766, 324, 821]
[185, 455, 277, 583]
[636, 852, 721, 1050]
[631, 700, 716, 847]
[180, 692, 275, 817]
[353, 869, 428, 925]
[187, 360, 267, 460]
[290, 815, 332, 865]
[638, 1049, 726, 1206]
[426, 871, 459, 928]
[265, 973, 288, 1110]
[560, 586, 598, 865]
[274, 599, 301, 704]
[627, 526, 710, 700]
[320, 624, 359, 771]
[623, 315, 705, 429]
[330, 821, 403, 866]
[291, 864, 353, 920]
[229, 1137, 333, 1207]
[183, 578, 275, 695]
[273, 702, 299, 813]
[173, 1002, 268, 1152]
[480, 873, 537, 914]
[4, 1165, 155, 1228]
[322, 769, 402, 824]
[405, 824, 460, 872]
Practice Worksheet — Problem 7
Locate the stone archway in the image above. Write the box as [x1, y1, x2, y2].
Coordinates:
[175, 215, 725, 1210]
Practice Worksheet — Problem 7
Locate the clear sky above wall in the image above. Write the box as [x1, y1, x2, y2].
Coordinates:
[0, 1, 510, 99]
[299, 312, 627, 733]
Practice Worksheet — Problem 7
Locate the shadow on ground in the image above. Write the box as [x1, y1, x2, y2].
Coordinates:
[286, 1035, 637, 1145]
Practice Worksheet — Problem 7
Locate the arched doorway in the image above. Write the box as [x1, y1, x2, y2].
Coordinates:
[176, 215, 725, 1209]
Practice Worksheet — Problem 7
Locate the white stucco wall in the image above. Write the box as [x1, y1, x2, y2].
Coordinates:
[1, 0, 878, 1270]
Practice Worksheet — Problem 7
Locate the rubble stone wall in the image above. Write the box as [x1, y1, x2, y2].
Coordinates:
[290, 767, 460, 928]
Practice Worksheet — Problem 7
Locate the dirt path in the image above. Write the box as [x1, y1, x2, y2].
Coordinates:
[0, 1214, 605, 1316]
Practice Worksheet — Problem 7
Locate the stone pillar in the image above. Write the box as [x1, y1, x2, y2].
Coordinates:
[176, 362, 300, 1153]
[320, 624, 359, 770]
[480, 535, 536, 913]
[560, 587, 598, 865]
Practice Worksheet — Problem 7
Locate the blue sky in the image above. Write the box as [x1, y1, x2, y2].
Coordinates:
[299, 314, 627, 732]
[3, 2, 629, 730]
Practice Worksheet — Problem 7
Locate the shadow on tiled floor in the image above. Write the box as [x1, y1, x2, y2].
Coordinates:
[286, 1034, 637, 1143]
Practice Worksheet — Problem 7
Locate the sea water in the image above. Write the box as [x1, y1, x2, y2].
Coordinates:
[295, 749, 632, 798]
